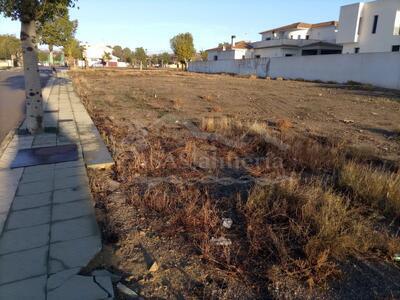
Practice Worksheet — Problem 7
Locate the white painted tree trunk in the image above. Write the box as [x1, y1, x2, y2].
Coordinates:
[20, 20, 43, 134]
[49, 45, 54, 66]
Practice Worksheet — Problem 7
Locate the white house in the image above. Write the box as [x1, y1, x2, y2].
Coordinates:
[206, 21, 342, 60]
[206, 41, 253, 61]
[337, 0, 400, 54]
[252, 21, 342, 58]
[83, 44, 122, 67]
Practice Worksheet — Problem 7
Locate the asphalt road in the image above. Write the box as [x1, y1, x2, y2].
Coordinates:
[0, 68, 52, 144]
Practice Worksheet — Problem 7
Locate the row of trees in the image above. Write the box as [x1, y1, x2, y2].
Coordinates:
[111, 45, 175, 67]
[0, 34, 21, 65]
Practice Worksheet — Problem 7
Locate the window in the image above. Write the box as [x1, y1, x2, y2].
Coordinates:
[358, 17, 362, 35]
[355, 47, 360, 53]
[285, 54, 293, 57]
[266, 37, 271, 41]
[298, 35, 301, 39]
[213, 56, 218, 61]
[255, 55, 261, 59]
[242, 55, 246, 59]
[290, 35, 293, 39]
[306, 35, 310, 40]
[392, 45, 400, 52]
[394, 11, 400, 35]
[372, 15, 379, 34]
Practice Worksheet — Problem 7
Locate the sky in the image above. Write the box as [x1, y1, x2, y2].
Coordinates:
[0, 0, 361, 54]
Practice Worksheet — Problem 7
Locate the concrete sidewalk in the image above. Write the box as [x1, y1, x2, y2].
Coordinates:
[0, 72, 114, 299]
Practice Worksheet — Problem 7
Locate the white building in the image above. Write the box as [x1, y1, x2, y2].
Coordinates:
[337, 0, 400, 54]
[83, 44, 122, 67]
[206, 41, 253, 61]
[206, 21, 342, 60]
[252, 21, 342, 58]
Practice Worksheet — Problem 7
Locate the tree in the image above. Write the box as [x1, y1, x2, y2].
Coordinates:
[170, 33, 195, 70]
[0, 0, 77, 134]
[112, 45, 123, 60]
[160, 52, 172, 66]
[122, 47, 132, 64]
[38, 9, 77, 65]
[101, 51, 111, 67]
[199, 50, 208, 61]
[134, 47, 147, 67]
[63, 37, 83, 67]
[0, 34, 21, 65]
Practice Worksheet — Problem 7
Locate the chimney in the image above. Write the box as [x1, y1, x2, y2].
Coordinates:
[231, 35, 236, 47]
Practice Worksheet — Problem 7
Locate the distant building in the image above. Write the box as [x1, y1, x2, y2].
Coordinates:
[206, 21, 342, 60]
[83, 44, 121, 67]
[337, 0, 400, 54]
[206, 41, 253, 61]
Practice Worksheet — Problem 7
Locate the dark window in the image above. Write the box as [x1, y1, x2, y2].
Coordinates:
[285, 54, 293, 57]
[255, 55, 261, 59]
[372, 15, 379, 34]
[266, 37, 271, 40]
[306, 35, 310, 40]
[358, 17, 362, 35]
[214, 56, 218, 61]
[392, 45, 400, 52]
[298, 35, 301, 39]
[242, 55, 246, 59]
[302, 49, 318, 56]
[290, 35, 293, 39]
[355, 47, 360, 53]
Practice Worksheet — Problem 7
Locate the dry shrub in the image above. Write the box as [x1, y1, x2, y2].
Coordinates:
[199, 94, 214, 101]
[339, 162, 400, 218]
[201, 116, 232, 132]
[243, 178, 387, 285]
[284, 136, 345, 172]
[276, 119, 293, 131]
[211, 105, 222, 112]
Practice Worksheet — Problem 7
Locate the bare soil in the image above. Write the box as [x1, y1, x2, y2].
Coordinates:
[71, 69, 400, 299]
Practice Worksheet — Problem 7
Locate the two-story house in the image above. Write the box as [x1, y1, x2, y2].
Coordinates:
[252, 21, 342, 58]
[337, 0, 400, 54]
[206, 21, 342, 60]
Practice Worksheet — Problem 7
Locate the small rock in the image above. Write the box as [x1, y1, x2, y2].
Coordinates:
[149, 261, 159, 272]
[117, 283, 139, 298]
[222, 218, 233, 229]
[318, 93, 323, 97]
[371, 112, 378, 116]
[341, 119, 355, 124]
[276, 77, 284, 81]
[211, 237, 232, 246]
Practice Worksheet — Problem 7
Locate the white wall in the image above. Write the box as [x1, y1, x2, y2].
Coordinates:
[309, 25, 338, 43]
[189, 58, 270, 77]
[189, 52, 400, 90]
[268, 52, 400, 89]
[338, 0, 400, 53]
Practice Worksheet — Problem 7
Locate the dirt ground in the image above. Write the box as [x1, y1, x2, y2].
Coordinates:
[71, 69, 400, 299]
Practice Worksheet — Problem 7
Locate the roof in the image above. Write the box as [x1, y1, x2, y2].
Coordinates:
[206, 41, 253, 52]
[259, 20, 338, 34]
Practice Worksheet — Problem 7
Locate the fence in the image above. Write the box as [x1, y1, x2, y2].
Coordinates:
[188, 52, 400, 90]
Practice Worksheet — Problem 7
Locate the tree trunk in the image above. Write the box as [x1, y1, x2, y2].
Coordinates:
[48, 45, 54, 66]
[21, 20, 43, 134]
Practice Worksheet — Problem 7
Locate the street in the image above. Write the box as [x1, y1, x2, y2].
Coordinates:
[0, 68, 52, 144]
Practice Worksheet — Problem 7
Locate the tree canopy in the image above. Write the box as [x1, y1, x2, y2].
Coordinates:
[170, 33, 195, 66]
[38, 10, 77, 51]
[134, 47, 147, 65]
[0, 0, 76, 23]
[112, 45, 123, 60]
[0, 34, 20, 59]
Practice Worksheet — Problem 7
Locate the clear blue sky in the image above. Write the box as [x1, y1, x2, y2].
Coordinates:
[0, 0, 359, 53]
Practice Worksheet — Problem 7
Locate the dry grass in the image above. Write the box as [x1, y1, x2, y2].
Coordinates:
[339, 162, 400, 218]
[70, 70, 400, 298]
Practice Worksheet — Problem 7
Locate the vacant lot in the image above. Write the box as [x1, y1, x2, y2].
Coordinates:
[71, 69, 400, 299]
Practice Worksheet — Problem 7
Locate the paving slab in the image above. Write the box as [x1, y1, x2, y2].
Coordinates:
[0, 275, 47, 300]
[49, 235, 101, 274]
[50, 215, 99, 243]
[47, 275, 113, 300]
[0, 246, 48, 285]
[52, 200, 94, 222]
[53, 185, 91, 204]
[12, 192, 52, 211]
[0, 224, 49, 254]
[6, 206, 51, 229]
